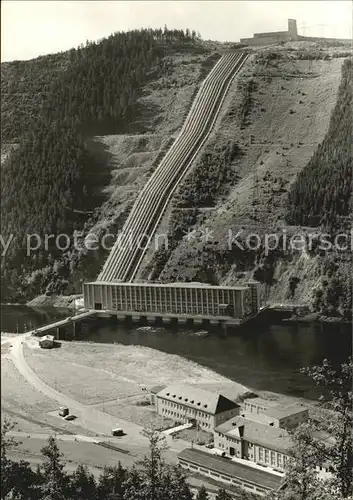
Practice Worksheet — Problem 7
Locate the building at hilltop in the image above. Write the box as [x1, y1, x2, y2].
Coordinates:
[240, 19, 299, 46]
[151, 384, 240, 431]
[240, 18, 351, 46]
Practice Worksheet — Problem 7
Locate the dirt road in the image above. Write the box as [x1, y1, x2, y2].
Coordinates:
[9, 334, 148, 445]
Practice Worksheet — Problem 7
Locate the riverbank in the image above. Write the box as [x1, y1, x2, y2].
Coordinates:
[26, 294, 83, 309]
[23, 338, 313, 416]
[282, 312, 352, 324]
[21, 294, 351, 325]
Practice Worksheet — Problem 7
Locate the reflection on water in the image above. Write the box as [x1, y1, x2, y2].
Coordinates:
[1, 305, 351, 400]
[81, 315, 351, 400]
[0, 305, 70, 333]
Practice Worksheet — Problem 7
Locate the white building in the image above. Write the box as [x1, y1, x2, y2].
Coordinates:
[152, 384, 240, 431]
[214, 415, 291, 472]
[214, 414, 333, 479]
[242, 398, 309, 430]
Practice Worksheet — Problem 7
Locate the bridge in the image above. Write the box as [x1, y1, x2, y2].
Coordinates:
[30, 310, 96, 338]
[84, 51, 260, 325]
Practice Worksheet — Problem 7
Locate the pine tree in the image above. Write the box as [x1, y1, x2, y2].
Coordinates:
[40, 437, 68, 500]
[69, 464, 97, 500]
[97, 464, 127, 500]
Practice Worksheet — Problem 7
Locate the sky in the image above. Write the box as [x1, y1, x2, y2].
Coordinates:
[2, 1, 352, 62]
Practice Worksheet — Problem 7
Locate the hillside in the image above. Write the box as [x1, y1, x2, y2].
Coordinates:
[1, 34, 352, 317]
[137, 42, 352, 317]
[0, 29, 225, 301]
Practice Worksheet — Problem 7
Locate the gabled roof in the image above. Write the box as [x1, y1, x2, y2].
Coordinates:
[156, 384, 239, 415]
[215, 416, 292, 453]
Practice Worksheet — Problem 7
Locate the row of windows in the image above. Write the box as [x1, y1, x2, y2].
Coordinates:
[160, 399, 211, 421]
[111, 300, 232, 316]
[162, 409, 211, 428]
[179, 460, 269, 494]
[258, 446, 287, 469]
[160, 399, 211, 419]
[111, 287, 235, 302]
[244, 402, 266, 412]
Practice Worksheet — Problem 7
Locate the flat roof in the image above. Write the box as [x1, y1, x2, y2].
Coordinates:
[179, 448, 282, 490]
[39, 335, 54, 341]
[265, 404, 308, 420]
[254, 30, 288, 37]
[85, 281, 250, 291]
[215, 416, 292, 454]
[243, 397, 278, 409]
[150, 384, 166, 394]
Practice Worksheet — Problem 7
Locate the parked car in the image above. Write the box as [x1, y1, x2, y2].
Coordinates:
[111, 428, 124, 436]
[64, 414, 76, 421]
[206, 444, 214, 449]
[59, 407, 69, 417]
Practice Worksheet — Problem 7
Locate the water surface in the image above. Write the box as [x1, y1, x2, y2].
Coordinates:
[1, 305, 350, 400]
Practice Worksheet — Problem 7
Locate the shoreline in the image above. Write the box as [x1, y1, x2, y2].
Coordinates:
[2, 298, 351, 325]
[70, 338, 318, 408]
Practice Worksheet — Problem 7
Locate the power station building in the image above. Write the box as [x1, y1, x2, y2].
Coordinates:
[83, 281, 260, 324]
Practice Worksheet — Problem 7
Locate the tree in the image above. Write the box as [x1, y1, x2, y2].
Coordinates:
[164, 465, 193, 500]
[97, 464, 127, 500]
[300, 358, 353, 498]
[122, 466, 144, 500]
[40, 436, 68, 500]
[69, 464, 97, 500]
[196, 485, 210, 500]
[215, 487, 233, 500]
[138, 427, 168, 500]
[134, 427, 194, 500]
[280, 424, 329, 500]
[278, 358, 353, 500]
[1, 418, 17, 496]
[1, 419, 39, 500]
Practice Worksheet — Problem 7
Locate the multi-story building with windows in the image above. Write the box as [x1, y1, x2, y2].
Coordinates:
[241, 398, 309, 430]
[214, 413, 333, 479]
[83, 281, 260, 324]
[214, 416, 292, 472]
[151, 384, 240, 431]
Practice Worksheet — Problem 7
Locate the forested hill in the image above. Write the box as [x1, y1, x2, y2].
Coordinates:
[286, 58, 352, 229]
[0, 28, 204, 301]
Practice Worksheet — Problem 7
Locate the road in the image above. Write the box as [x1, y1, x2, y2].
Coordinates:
[6, 333, 198, 459]
[9, 334, 148, 444]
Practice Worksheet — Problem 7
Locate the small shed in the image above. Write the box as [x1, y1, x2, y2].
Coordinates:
[39, 335, 55, 349]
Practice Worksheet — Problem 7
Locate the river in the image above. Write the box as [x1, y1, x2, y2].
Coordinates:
[1, 305, 351, 400]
